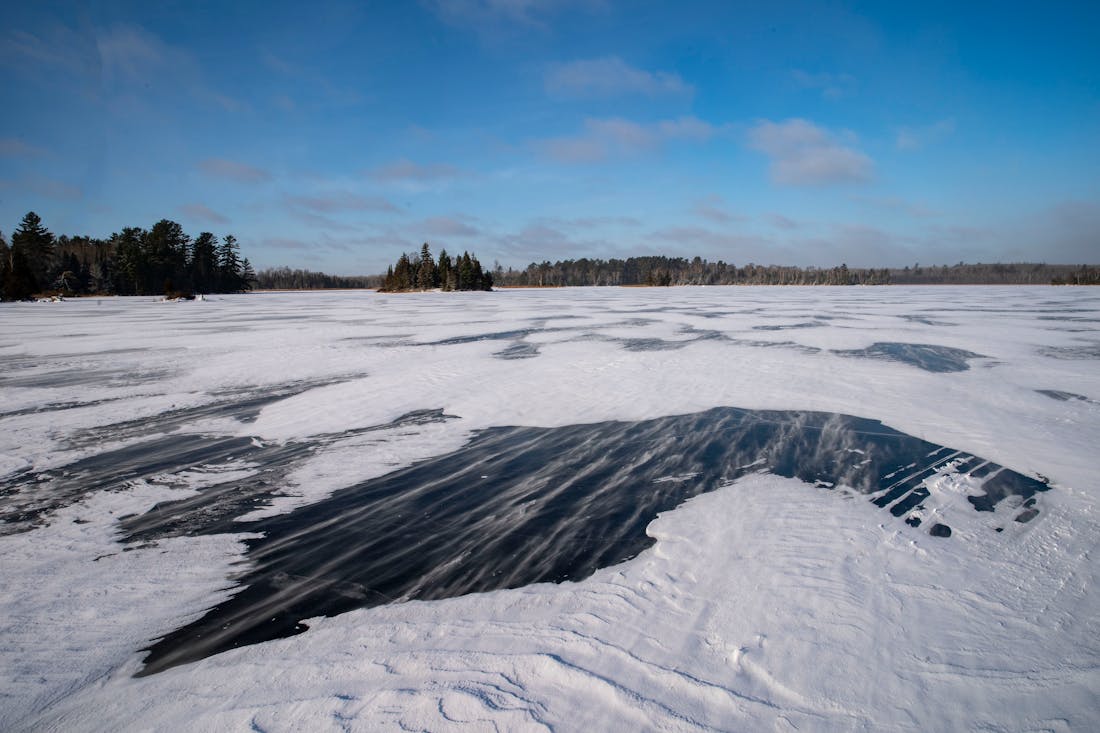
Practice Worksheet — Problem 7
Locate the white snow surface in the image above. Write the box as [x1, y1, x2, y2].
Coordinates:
[1, 286, 1098, 731]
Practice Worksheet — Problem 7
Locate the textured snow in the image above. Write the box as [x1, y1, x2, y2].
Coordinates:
[1, 286, 1098, 731]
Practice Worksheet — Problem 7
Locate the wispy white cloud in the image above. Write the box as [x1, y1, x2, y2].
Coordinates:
[852, 195, 938, 219]
[896, 118, 955, 150]
[585, 118, 659, 149]
[778, 223, 930, 267]
[474, 217, 641, 261]
[747, 118, 873, 186]
[996, 199, 1100, 263]
[6, 23, 247, 112]
[1, 26, 96, 76]
[647, 226, 773, 257]
[542, 215, 642, 229]
[180, 203, 230, 224]
[656, 117, 718, 141]
[272, 94, 296, 112]
[791, 69, 856, 100]
[546, 56, 692, 98]
[94, 24, 246, 111]
[369, 159, 465, 183]
[429, 0, 607, 35]
[285, 192, 398, 213]
[487, 219, 624, 263]
[259, 51, 299, 76]
[0, 138, 47, 157]
[198, 158, 272, 184]
[420, 215, 481, 238]
[285, 209, 362, 232]
[535, 135, 609, 163]
[768, 213, 800, 230]
[262, 236, 312, 250]
[95, 24, 171, 87]
[831, 223, 905, 249]
[0, 175, 83, 200]
[431, 0, 546, 28]
[691, 195, 745, 224]
[536, 116, 726, 163]
[260, 50, 363, 107]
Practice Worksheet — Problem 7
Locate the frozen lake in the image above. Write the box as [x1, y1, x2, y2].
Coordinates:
[1, 286, 1098, 730]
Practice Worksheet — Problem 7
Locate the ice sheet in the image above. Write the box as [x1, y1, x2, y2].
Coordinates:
[1, 286, 1098, 730]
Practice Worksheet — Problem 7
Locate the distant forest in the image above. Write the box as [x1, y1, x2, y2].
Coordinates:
[254, 267, 379, 290]
[0, 211, 254, 301]
[265, 255, 1100, 291]
[3, 211, 1097, 301]
[492, 257, 1100, 287]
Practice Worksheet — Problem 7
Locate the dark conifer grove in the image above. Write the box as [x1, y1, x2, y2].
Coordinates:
[379, 244, 493, 292]
[0, 211, 255, 301]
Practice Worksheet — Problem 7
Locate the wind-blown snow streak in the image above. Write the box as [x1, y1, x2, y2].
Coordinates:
[0, 286, 1098, 731]
[131, 407, 1047, 675]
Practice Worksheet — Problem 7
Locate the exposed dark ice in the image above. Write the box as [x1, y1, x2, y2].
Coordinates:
[19, 404, 1037, 676]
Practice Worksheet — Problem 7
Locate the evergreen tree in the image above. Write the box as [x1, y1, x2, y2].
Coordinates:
[437, 249, 453, 291]
[146, 219, 190, 294]
[0, 232, 9, 300]
[217, 234, 244, 291]
[55, 251, 83, 294]
[11, 212, 55, 292]
[88, 245, 113, 294]
[111, 227, 146, 294]
[190, 232, 220, 293]
[3, 246, 37, 300]
[393, 253, 412, 290]
[457, 252, 473, 290]
[417, 242, 437, 290]
[239, 258, 256, 290]
[469, 254, 492, 290]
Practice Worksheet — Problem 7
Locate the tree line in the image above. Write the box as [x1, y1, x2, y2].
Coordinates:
[492, 256, 890, 287]
[889, 262, 1100, 285]
[379, 243, 493, 292]
[255, 255, 1099, 291]
[0, 211, 255, 301]
[490, 256, 1099, 287]
[253, 267, 380, 290]
[5, 210, 1095, 300]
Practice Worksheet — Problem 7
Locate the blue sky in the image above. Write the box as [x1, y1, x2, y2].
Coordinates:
[1, 1, 1098, 274]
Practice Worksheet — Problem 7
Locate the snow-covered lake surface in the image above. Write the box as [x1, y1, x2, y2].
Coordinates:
[1, 286, 1098, 731]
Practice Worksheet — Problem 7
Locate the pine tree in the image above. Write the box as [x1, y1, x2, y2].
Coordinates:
[190, 232, 220, 293]
[437, 249, 453, 291]
[472, 255, 483, 290]
[393, 253, 412, 290]
[3, 247, 37, 300]
[111, 227, 146, 294]
[239, 258, 256, 290]
[472, 255, 493, 290]
[417, 242, 437, 290]
[457, 252, 473, 290]
[146, 219, 191, 294]
[11, 212, 55, 292]
[89, 244, 113, 294]
[0, 231, 9, 300]
[217, 234, 244, 291]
